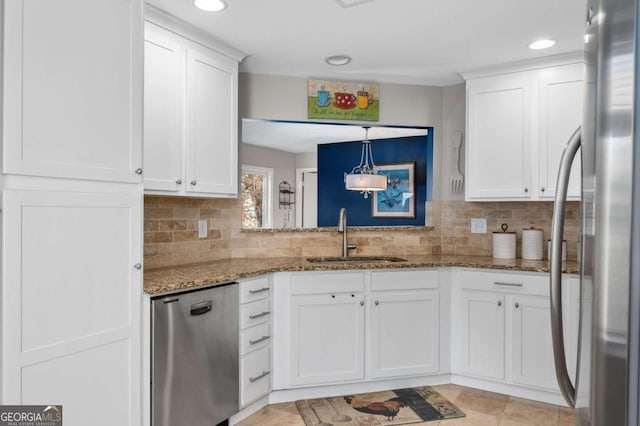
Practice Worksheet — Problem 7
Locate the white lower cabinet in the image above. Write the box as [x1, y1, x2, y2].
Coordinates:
[461, 291, 505, 380]
[281, 269, 441, 388]
[458, 270, 579, 396]
[510, 295, 556, 390]
[239, 276, 272, 407]
[290, 293, 365, 385]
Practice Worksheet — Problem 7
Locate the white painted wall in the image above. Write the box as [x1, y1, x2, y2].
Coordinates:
[240, 143, 297, 227]
[238, 73, 446, 199]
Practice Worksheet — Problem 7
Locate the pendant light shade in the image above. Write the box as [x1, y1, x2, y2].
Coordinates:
[344, 127, 387, 198]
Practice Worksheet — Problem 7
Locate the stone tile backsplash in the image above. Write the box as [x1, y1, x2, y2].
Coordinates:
[144, 196, 580, 268]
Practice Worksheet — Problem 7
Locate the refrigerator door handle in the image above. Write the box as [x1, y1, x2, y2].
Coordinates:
[550, 126, 581, 408]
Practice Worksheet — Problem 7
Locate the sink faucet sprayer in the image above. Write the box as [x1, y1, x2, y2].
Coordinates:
[338, 208, 358, 257]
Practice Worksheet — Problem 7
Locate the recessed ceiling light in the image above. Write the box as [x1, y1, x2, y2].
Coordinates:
[529, 39, 556, 50]
[325, 55, 352, 66]
[194, 0, 227, 12]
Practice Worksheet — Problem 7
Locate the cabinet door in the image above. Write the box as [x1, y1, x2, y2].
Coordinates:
[289, 293, 365, 386]
[186, 47, 238, 196]
[3, 0, 142, 183]
[466, 76, 532, 200]
[510, 295, 557, 390]
[369, 291, 439, 379]
[143, 24, 185, 192]
[461, 291, 505, 379]
[2, 190, 142, 425]
[538, 65, 583, 199]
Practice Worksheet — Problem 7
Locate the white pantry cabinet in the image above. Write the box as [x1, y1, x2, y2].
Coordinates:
[464, 61, 583, 201]
[3, 0, 142, 183]
[143, 20, 242, 198]
[2, 190, 142, 425]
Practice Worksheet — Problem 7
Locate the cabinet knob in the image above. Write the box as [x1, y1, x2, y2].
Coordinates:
[497, 300, 502, 306]
[191, 180, 197, 186]
[135, 168, 143, 175]
[374, 300, 379, 306]
[176, 179, 182, 185]
[331, 294, 336, 299]
[515, 302, 520, 308]
[360, 301, 364, 306]
[134, 263, 142, 270]
[541, 187, 545, 192]
[524, 187, 529, 193]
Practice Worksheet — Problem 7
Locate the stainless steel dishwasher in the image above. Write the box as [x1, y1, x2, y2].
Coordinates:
[152, 282, 239, 426]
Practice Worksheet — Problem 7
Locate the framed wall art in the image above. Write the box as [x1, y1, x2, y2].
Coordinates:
[372, 162, 415, 218]
[307, 79, 379, 121]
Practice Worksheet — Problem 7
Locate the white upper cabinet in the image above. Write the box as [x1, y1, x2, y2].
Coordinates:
[466, 76, 532, 199]
[3, 0, 142, 183]
[464, 61, 584, 201]
[538, 65, 583, 199]
[143, 19, 241, 197]
[143, 24, 185, 192]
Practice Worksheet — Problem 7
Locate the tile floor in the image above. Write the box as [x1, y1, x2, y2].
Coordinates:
[237, 384, 575, 426]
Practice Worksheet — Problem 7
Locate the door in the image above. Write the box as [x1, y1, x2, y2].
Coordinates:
[289, 293, 365, 386]
[466, 76, 532, 200]
[3, 0, 142, 183]
[538, 64, 583, 199]
[2, 190, 142, 425]
[368, 291, 439, 379]
[301, 170, 318, 228]
[143, 23, 185, 192]
[186, 47, 238, 196]
[461, 291, 505, 379]
[510, 295, 556, 389]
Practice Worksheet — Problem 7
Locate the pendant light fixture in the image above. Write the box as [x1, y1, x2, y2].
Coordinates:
[344, 127, 387, 198]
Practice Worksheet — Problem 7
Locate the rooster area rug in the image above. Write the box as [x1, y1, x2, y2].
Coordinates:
[295, 386, 465, 425]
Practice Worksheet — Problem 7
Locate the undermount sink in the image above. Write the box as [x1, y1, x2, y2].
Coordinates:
[306, 256, 407, 264]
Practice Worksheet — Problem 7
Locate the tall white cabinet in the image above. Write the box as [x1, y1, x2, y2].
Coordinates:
[464, 59, 584, 201]
[143, 11, 244, 197]
[1, 1, 143, 425]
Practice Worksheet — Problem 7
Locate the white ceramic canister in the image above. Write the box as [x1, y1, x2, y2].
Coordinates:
[493, 223, 516, 259]
[547, 239, 567, 261]
[522, 228, 544, 260]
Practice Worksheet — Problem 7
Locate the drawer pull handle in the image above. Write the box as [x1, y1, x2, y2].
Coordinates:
[249, 287, 270, 294]
[249, 371, 270, 383]
[494, 281, 524, 287]
[249, 311, 270, 320]
[249, 335, 270, 345]
[497, 300, 502, 307]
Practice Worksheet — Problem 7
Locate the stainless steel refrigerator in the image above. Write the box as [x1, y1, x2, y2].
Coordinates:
[550, 0, 640, 424]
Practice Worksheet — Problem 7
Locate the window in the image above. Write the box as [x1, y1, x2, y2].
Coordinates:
[241, 165, 273, 229]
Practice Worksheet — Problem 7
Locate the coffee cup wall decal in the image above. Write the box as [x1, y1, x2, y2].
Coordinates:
[308, 79, 379, 121]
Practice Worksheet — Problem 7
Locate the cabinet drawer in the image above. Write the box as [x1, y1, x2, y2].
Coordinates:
[240, 277, 271, 304]
[461, 270, 548, 296]
[240, 345, 270, 407]
[241, 322, 271, 355]
[371, 269, 438, 291]
[290, 272, 365, 295]
[240, 299, 271, 329]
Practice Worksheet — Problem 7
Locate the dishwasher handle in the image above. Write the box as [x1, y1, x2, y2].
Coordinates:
[190, 300, 213, 316]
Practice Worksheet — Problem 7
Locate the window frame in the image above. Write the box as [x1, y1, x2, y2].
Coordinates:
[241, 164, 274, 229]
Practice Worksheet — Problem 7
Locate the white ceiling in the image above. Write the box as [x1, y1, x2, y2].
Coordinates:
[146, 0, 586, 86]
[242, 119, 428, 153]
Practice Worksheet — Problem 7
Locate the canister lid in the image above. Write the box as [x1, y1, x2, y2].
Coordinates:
[493, 223, 516, 234]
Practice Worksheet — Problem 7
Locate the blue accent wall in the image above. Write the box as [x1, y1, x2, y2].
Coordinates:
[317, 131, 433, 227]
